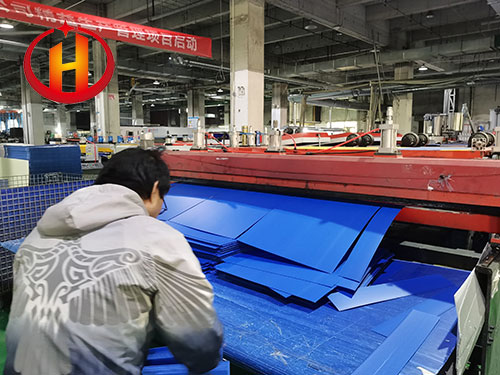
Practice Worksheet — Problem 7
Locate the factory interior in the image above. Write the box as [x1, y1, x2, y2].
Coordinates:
[1, 0, 500, 374]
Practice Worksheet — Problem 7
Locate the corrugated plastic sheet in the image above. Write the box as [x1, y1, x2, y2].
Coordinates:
[158, 195, 205, 221]
[0, 238, 24, 254]
[142, 362, 230, 375]
[329, 274, 453, 311]
[171, 199, 271, 239]
[351, 310, 440, 375]
[238, 202, 379, 273]
[145, 347, 177, 366]
[222, 253, 339, 287]
[373, 287, 456, 337]
[339, 207, 400, 282]
[143, 347, 230, 374]
[167, 222, 235, 247]
[216, 262, 332, 303]
[210, 261, 469, 375]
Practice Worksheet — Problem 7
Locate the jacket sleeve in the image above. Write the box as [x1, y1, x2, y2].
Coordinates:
[151, 233, 224, 374]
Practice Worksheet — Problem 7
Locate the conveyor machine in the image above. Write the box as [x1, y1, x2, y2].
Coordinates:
[161, 148, 500, 375]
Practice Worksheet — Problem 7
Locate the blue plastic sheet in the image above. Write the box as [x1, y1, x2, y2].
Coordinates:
[145, 347, 177, 366]
[223, 253, 339, 287]
[329, 274, 453, 311]
[142, 361, 230, 375]
[171, 199, 270, 239]
[238, 202, 379, 273]
[143, 347, 230, 374]
[339, 207, 400, 282]
[210, 261, 468, 375]
[216, 262, 333, 303]
[373, 287, 456, 337]
[0, 238, 24, 253]
[351, 310, 440, 375]
[158, 195, 205, 221]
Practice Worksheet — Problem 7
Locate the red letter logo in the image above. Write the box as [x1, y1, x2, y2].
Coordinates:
[24, 22, 115, 104]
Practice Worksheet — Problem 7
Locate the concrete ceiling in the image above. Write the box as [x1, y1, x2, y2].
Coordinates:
[0, 0, 499, 109]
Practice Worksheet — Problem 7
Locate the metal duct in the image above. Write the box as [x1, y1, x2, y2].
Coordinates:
[277, 36, 498, 77]
[488, 0, 500, 14]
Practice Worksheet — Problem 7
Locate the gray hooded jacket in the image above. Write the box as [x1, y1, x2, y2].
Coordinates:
[5, 184, 223, 375]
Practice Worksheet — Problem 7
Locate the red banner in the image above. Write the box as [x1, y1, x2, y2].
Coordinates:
[0, 0, 212, 58]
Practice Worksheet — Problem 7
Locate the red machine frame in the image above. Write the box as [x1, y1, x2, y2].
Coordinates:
[162, 151, 500, 234]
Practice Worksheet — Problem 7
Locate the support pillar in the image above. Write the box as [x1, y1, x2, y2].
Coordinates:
[131, 95, 144, 126]
[20, 66, 44, 145]
[55, 105, 69, 136]
[187, 89, 205, 128]
[271, 83, 288, 129]
[393, 63, 414, 134]
[224, 104, 230, 126]
[93, 39, 120, 138]
[230, 0, 265, 132]
[180, 106, 188, 127]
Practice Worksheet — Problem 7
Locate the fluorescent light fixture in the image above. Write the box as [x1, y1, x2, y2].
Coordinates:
[153, 80, 160, 85]
[151, 103, 155, 107]
[217, 88, 223, 93]
[425, 11, 435, 19]
[304, 23, 317, 31]
[0, 23, 14, 29]
[418, 65, 428, 71]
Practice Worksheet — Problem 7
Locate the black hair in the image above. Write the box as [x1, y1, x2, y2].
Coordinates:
[94, 148, 170, 199]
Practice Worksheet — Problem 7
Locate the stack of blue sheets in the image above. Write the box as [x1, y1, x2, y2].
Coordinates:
[158, 183, 402, 302]
[143, 347, 230, 375]
[211, 260, 468, 375]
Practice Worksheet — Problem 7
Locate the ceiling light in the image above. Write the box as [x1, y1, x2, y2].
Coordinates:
[304, 23, 318, 31]
[88, 71, 92, 76]
[153, 80, 160, 85]
[0, 23, 14, 29]
[77, 109, 81, 112]
[217, 88, 223, 93]
[151, 103, 155, 107]
[418, 65, 428, 71]
[425, 11, 435, 20]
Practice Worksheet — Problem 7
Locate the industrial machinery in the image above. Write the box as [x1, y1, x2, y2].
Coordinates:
[160, 106, 500, 375]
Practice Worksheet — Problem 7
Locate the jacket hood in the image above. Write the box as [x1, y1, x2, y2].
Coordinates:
[37, 184, 149, 236]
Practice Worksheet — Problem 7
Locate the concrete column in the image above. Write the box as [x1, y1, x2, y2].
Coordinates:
[131, 95, 144, 126]
[271, 83, 288, 129]
[224, 104, 230, 126]
[230, 0, 265, 132]
[144, 105, 151, 125]
[89, 105, 96, 135]
[187, 89, 205, 128]
[393, 63, 414, 133]
[180, 106, 188, 127]
[93, 39, 120, 138]
[20, 66, 44, 145]
[55, 105, 69, 136]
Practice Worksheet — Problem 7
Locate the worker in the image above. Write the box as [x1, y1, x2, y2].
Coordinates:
[5, 148, 223, 375]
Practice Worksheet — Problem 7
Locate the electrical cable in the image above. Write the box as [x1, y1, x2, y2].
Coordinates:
[306, 128, 381, 154]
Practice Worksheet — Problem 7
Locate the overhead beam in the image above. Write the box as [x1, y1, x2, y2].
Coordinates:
[195, 7, 303, 40]
[145, 0, 229, 31]
[390, 2, 494, 32]
[367, 0, 480, 22]
[266, 0, 389, 45]
[275, 36, 497, 77]
[106, 0, 148, 20]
